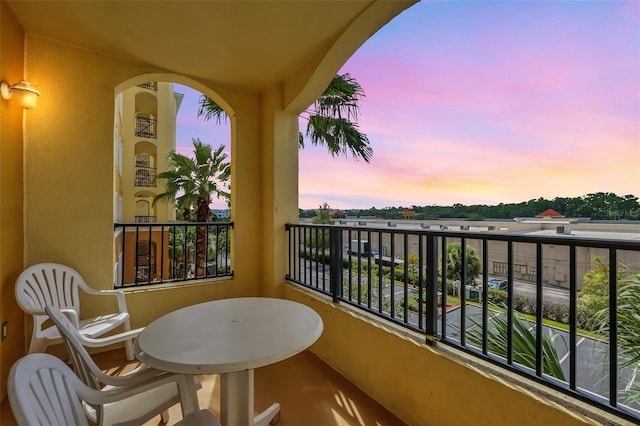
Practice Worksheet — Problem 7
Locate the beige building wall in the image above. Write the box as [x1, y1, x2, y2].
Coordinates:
[337, 219, 640, 290]
[118, 82, 179, 223]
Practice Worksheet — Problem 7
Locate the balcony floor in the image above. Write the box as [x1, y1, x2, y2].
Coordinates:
[2, 348, 405, 426]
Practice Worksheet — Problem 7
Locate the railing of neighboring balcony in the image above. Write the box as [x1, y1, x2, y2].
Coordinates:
[285, 222, 640, 423]
[137, 82, 158, 91]
[134, 116, 157, 138]
[134, 166, 156, 187]
[135, 215, 157, 223]
[114, 221, 233, 288]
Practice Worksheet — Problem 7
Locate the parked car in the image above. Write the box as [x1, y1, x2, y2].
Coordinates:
[488, 278, 508, 291]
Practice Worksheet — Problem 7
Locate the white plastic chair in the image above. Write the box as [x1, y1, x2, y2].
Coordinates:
[16, 262, 137, 360]
[8, 353, 219, 426]
[45, 304, 207, 425]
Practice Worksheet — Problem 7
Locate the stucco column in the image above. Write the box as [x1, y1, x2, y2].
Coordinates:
[259, 84, 299, 297]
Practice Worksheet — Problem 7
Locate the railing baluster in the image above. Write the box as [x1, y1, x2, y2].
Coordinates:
[569, 244, 577, 391]
[357, 230, 363, 305]
[367, 230, 372, 310]
[390, 231, 396, 319]
[418, 234, 424, 331]
[330, 227, 342, 303]
[425, 234, 438, 344]
[609, 247, 618, 407]
[378, 231, 383, 314]
[460, 238, 467, 346]
[535, 242, 543, 377]
[440, 236, 448, 339]
[403, 234, 409, 324]
[482, 239, 488, 355]
[507, 240, 514, 365]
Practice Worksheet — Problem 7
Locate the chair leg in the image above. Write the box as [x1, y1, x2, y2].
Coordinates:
[161, 409, 170, 424]
[123, 319, 135, 361]
[124, 338, 135, 361]
[28, 336, 48, 354]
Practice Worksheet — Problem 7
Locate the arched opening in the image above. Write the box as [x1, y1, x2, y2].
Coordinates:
[113, 75, 233, 287]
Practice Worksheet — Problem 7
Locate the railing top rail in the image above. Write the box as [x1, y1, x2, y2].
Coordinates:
[285, 222, 640, 251]
[115, 221, 233, 227]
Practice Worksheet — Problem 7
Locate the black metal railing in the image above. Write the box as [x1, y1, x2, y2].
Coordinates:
[134, 116, 157, 139]
[285, 222, 640, 423]
[137, 82, 158, 91]
[134, 166, 156, 187]
[114, 221, 233, 288]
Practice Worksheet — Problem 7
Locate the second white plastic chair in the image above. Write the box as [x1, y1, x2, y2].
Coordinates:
[45, 305, 204, 425]
[8, 353, 220, 426]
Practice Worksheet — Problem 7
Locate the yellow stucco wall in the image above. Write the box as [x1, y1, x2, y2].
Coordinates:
[0, 0, 26, 400]
[285, 285, 603, 426]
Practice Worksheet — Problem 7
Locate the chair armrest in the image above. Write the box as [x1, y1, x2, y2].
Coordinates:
[101, 365, 201, 393]
[76, 327, 144, 349]
[99, 364, 170, 387]
[80, 371, 195, 405]
[97, 370, 201, 406]
[80, 287, 129, 315]
[60, 309, 80, 329]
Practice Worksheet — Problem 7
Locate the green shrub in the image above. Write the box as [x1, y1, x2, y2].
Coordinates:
[576, 306, 598, 332]
[542, 301, 569, 323]
[513, 294, 534, 314]
[487, 289, 508, 306]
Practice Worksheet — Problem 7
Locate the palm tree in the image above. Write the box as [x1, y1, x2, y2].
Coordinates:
[467, 308, 567, 381]
[592, 273, 640, 404]
[153, 138, 230, 276]
[197, 73, 373, 162]
[446, 243, 481, 286]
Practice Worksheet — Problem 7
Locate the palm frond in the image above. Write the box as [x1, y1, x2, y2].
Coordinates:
[305, 115, 372, 162]
[153, 139, 231, 220]
[197, 95, 228, 124]
[197, 73, 373, 162]
[467, 308, 567, 380]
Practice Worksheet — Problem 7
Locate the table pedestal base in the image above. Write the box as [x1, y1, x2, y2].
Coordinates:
[221, 369, 280, 426]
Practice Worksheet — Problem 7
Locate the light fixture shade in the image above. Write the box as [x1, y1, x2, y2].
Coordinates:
[1, 80, 41, 109]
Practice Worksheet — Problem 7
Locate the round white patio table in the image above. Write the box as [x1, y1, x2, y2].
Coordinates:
[135, 297, 324, 426]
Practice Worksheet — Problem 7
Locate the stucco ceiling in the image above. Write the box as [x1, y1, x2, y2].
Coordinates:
[7, 0, 389, 92]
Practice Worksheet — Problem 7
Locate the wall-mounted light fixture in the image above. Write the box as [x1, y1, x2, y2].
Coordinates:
[1, 80, 41, 109]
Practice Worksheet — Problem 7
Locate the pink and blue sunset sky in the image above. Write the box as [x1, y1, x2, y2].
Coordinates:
[175, 1, 640, 210]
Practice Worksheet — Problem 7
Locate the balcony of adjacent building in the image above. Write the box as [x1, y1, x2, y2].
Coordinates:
[137, 82, 158, 91]
[134, 153, 157, 188]
[134, 114, 157, 139]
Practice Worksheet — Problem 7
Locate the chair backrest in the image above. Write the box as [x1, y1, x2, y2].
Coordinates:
[8, 353, 92, 426]
[16, 263, 86, 334]
[45, 305, 107, 390]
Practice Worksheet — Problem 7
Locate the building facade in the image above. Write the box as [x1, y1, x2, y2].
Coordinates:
[113, 82, 183, 285]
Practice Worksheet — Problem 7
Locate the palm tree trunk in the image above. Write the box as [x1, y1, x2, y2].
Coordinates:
[195, 197, 211, 277]
[195, 225, 207, 277]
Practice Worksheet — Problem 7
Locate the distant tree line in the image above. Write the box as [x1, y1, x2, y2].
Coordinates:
[300, 192, 640, 221]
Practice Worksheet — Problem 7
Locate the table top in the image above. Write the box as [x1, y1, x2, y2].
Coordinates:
[135, 297, 324, 375]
